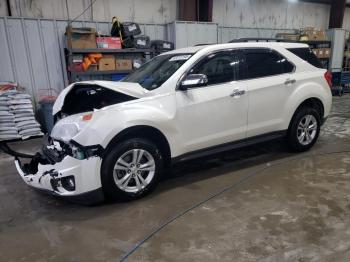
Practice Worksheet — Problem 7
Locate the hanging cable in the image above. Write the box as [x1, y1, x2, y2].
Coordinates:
[69, 0, 97, 24]
[65, 0, 70, 21]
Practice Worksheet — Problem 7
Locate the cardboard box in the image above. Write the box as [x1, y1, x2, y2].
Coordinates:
[66, 26, 97, 49]
[312, 48, 325, 59]
[317, 49, 324, 58]
[275, 33, 300, 41]
[301, 27, 326, 41]
[116, 59, 133, 71]
[98, 55, 116, 71]
[96, 37, 122, 49]
[313, 48, 331, 59]
[323, 48, 331, 58]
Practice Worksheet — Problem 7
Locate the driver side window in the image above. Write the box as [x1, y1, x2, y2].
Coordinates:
[190, 51, 243, 86]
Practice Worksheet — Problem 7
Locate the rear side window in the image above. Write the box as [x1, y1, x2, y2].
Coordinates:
[243, 49, 294, 79]
[287, 48, 323, 68]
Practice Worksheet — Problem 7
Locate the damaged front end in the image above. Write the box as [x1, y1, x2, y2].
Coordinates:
[12, 81, 147, 203]
[14, 135, 105, 203]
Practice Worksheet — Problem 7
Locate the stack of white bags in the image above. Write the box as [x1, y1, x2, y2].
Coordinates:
[0, 91, 43, 141]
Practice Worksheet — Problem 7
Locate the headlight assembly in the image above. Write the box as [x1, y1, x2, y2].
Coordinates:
[50, 114, 91, 142]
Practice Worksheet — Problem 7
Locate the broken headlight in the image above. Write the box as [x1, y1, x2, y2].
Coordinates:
[51, 114, 91, 142]
[70, 144, 85, 160]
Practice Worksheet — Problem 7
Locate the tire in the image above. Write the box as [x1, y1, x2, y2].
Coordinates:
[101, 138, 163, 201]
[287, 107, 321, 152]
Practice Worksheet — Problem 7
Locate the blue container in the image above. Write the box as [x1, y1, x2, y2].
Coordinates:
[40, 101, 54, 133]
[111, 73, 128, 81]
[332, 72, 341, 86]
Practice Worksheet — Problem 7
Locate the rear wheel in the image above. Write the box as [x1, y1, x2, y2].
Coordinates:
[287, 107, 321, 152]
[101, 138, 163, 201]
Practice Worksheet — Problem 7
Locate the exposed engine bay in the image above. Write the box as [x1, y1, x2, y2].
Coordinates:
[54, 83, 137, 121]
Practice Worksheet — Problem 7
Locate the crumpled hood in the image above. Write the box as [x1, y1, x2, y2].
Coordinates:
[92, 81, 148, 97]
[53, 81, 148, 115]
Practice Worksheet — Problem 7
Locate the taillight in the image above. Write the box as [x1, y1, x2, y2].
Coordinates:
[82, 113, 93, 121]
[324, 71, 332, 88]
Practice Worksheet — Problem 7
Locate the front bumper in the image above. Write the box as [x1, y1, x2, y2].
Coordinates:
[14, 139, 105, 204]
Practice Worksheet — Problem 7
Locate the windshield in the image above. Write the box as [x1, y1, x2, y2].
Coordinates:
[122, 53, 192, 90]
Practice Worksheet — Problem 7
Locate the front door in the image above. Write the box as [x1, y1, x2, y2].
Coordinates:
[175, 51, 248, 153]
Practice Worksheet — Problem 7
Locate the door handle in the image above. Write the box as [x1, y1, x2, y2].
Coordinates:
[230, 89, 245, 97]
[284, 78, 296, 85]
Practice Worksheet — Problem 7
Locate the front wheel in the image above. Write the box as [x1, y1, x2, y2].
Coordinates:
[287, 107, 321, 152]
[101, 138, 163, 201]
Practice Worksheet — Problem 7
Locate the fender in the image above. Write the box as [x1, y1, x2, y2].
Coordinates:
[282, 80, 330, 130]
[72, 94, 183, 157]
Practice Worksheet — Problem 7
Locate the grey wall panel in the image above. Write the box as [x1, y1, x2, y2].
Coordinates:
[6, 18, 35, 99]
[23, 19, 49, 101]
[39, 20, 66, 98]
[7, 0, 177, 24]
[96, 22, 110, 35]
[213, 0, 330, 29]
[219, 27, 296, 43]
[0, 19, 15, 82]
[0, 1, 8, 16]
[142, 24, 166, 41]
[168, 21, 218, 49]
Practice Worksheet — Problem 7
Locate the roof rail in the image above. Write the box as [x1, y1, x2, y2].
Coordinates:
[229, 38, 298, 43]
[194, 43, 215, 46]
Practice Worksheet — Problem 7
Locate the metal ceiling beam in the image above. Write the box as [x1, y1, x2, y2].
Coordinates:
[329, 0, 346, 28]
[299, 0, 350, 7]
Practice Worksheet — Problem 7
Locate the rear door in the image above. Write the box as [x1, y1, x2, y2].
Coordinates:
[241, 48, 296, 137]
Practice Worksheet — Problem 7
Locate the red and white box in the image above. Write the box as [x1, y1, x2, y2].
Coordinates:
[96, 37, 121, 49]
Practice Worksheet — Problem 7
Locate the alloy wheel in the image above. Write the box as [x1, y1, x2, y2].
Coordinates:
[297, 114, 318, 146]
[113, 149, 156, 193]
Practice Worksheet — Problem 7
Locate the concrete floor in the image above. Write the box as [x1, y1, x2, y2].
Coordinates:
[1, 95, 350, 262]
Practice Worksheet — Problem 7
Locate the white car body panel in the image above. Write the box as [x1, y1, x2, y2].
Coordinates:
[15, 156, 102, 195]
[175, 81, 248, 152]
[15, 42, 332, 199]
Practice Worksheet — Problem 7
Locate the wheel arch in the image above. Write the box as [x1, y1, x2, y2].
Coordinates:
[288, 97, 325, 132]
[103, 125, 172, 168]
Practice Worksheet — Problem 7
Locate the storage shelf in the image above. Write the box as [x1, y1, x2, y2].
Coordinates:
[299, 40, 331, 45]
[70, 48, 153, 54]
[71, 70, 132, 75]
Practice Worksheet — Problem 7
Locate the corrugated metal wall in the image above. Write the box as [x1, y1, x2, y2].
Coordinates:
[213, 0, 331, 29]
[167, 21, 219, 48]
[0, 17, 166, 105]
[218, 27, 297, 43]
[6, 0, 177, 24]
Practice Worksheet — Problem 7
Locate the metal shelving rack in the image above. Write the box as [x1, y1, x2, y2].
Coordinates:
[67, 48, 155, 83]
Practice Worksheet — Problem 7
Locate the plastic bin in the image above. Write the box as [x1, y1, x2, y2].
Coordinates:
[39, 101, 54, 133]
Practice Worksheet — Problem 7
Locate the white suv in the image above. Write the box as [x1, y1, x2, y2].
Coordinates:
[15, 42, 332, 203]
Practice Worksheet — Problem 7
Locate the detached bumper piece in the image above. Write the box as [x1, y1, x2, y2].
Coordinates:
[12, 137, 105, 204]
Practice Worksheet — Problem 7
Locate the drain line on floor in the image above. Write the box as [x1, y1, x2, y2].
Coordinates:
[119, 149, 350, 261]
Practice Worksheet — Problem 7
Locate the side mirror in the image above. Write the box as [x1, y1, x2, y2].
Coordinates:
[179, 74, 208, 90]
